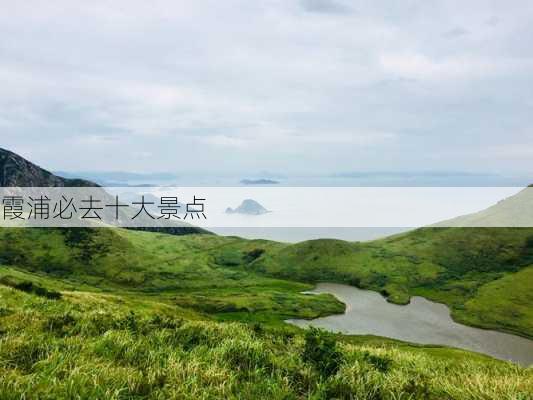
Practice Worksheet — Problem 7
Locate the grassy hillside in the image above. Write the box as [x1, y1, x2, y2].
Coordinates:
[458, 266, 533, 335]
[1, 273, 531, 399]
[1, 226, 533, 336]
[248, 228, 533, 337]
[0, 228, 342, 324]
[1, 226, 533, 398]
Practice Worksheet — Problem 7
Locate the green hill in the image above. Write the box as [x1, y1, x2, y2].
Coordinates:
[0, 228, 342, 323]
[1, 225, 533, 336]
[1, 226, 533, 398]
[1, 254, 532, 399]
[249, 228, 533, 337]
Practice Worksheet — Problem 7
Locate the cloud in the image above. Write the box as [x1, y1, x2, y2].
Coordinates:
[199, 135, 248, 149]
[482, 143, 533, 159]
[0, 0, 532, 175]
[443, 27, 469, 38]
[132, 151, 153, 159]
[291, 131, 398, 146]
[300, 0, 351, 14]
[378, 52, 532, 81]
[485, 16, 500, 27]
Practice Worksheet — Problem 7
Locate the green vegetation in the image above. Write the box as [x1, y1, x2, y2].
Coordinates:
[1, 226, 533, 398]
[0, 275, 62, 300]
[251, 228, 533, 337]
[302, 327, 344, 377]
[1, 277, 531, 399]
[1, 226, 533, 335]
[0, 228, 343, 324]
[458, 266, 533, 335]
[4, 228, 533, 336]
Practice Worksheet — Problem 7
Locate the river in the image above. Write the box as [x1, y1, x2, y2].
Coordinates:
[286, 283, 533, 366]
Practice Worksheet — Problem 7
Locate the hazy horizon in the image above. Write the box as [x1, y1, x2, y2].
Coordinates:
[53, 167, 531, 187]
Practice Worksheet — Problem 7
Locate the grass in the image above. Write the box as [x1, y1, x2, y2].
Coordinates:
[1, 226, 533, 336]
[1, 226, 533, 397]
[0, 283, 531, 399]
[0, 228, 344, 324]
[250, 228, 533, 337]
[458, 266, 533, 335]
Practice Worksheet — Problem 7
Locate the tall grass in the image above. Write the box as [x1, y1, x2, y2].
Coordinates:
[0, 286, 531, 399]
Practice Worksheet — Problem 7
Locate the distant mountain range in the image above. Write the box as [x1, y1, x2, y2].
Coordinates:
[240, 179, 280, 185]
[55, 170, 179, 186]
[330, 171, 530, 186]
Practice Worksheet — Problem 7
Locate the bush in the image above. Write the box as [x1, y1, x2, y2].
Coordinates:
[360, 351, 392, 373]
[302, 327, 343, 377]
[251, 322, 264, 336]
[245, 248, 265, 263]
[171, 323, 217, 350]
[220, 339, 272, 372]
[403, 375, 431, 398]
[0, 277, 62, 300]
[118, 311, 138, 332]
[0, 336, 50, 373]
[79, 312, 120, 336]
[149, 314, 183, 330]
[33, 285, 62, 300]
[0, 306, 12, 317]
[215, 250, 242, 266]
[44, 312, 78, 336]
[348, 276, 361, 287]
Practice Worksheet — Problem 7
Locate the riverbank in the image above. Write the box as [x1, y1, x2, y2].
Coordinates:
[287, 283, 533, 366]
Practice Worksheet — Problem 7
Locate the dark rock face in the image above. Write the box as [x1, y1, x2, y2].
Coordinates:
[0, 147, 98, 187]
[0, 147, 209, 236]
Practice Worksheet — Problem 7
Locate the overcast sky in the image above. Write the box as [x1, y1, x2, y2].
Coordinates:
[1, 0, 532, 177]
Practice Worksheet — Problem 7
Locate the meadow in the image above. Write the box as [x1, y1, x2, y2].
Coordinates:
[1, 226, 532, 398]
[1, 272, 532, 399]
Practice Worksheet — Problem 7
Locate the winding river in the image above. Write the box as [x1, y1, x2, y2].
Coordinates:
[287, 283, 533, 366]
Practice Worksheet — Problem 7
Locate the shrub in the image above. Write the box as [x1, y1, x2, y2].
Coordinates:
[360, 351, 392, 373]
[348, 276, 361, 287]
[33, 285, 62, 300]
[220, 339, 272, 372]
[79, 312, 120, 336]
[252, 322, 264, 336]
[0, 336, 50, 373]
[215, 250, 242, 266]
[0, 277, 62, 300]
[0, 306, 13, 317]
[403, 375, 432, 398]
[302, 327, 343, 377]
[171, 323, 216, 350]
[149, 314, 183, 330]
[118, 311, 138, 333]
[44, 312, 78, 336]
[245, 248, 265, 263]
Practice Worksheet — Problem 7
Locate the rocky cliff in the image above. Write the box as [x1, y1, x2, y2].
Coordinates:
[0, 147, 98, 187]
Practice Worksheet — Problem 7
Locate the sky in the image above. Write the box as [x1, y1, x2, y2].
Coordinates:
[1, 0, 533, 177]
